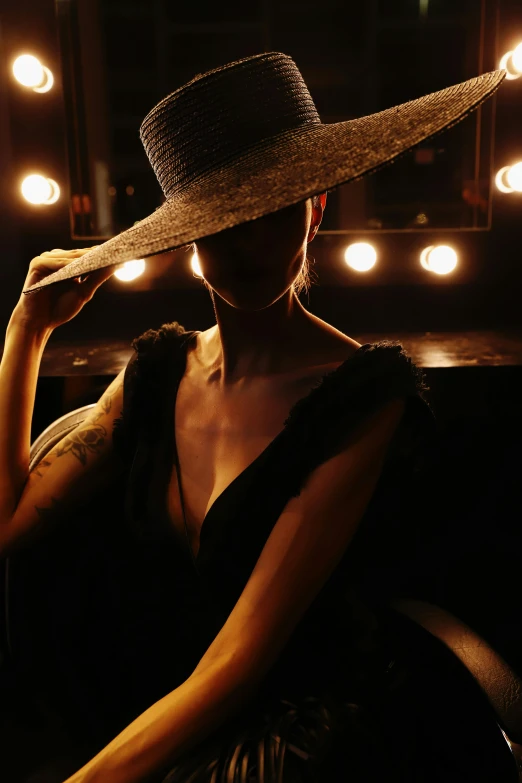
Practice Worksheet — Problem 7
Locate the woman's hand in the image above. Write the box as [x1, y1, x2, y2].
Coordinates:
[11, 248, 123, 334]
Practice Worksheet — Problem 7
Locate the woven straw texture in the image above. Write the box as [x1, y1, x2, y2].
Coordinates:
[23, 52, 505, 295]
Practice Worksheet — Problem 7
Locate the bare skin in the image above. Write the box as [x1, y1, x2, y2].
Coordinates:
[167, 193, 362, 558]
[29, 383, 119, 478]
[26, 379, 122, 525]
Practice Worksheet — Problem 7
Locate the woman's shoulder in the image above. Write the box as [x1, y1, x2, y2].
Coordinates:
[284, 332, 430, 426]
[293, 320, 424, 391]
[294, 317, 362, 366]
[276, 333, 436, 497]
[318, 337, 435, 441]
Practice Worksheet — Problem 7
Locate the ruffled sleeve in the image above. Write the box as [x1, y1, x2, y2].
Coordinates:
[111, 320, 190, 468]
[278, 341, 437, 500]
[112, 320, 199, 540]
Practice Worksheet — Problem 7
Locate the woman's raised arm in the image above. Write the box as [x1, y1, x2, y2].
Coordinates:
[0, 248, 125, 558]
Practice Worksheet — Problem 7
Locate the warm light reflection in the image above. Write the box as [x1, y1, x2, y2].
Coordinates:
[506, 162, 522, 192]
[113, 259, 146, 282]
[12, 54, 54, 92]
[344, 242, 377, 272]
[495, 162, 522, 193]
[512, 42, 522, 73]
[21, 174, 60, 205]
[191, 250, 203, 277]
[496, 166, 514, 193]
[499, 49, 522, 80]
[32, 67, 53, 93]
[420, 245, 458, 275]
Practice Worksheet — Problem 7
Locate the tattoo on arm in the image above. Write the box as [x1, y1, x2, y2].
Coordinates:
[54, 423, 108, 467]
[28, 422, 108, 476]
[29, 380, 122, 478]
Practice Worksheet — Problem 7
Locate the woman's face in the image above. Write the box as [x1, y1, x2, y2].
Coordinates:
[194, 196, 324, 311]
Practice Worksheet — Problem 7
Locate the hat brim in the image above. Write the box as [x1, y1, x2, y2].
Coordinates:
[23, 69, 505, 295]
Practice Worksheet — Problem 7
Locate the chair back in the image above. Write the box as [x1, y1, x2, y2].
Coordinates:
[390, 598, 522, 778]
[29, 404, 96, 471]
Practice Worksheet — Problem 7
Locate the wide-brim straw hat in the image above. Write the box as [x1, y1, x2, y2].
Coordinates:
[23, 51, 505, 295]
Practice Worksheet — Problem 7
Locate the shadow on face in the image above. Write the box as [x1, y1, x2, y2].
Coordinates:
[194, 198, 313, 311]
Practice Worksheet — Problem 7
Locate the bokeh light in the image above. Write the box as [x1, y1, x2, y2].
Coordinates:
[506, 162, 522, 192]
[12, 54, 53, 92]
[191, 250, 203, 278]
[13, 54, 44, 86]
[344, 242, 377, 272]
[113, 259, 146, 282]
[499, 49, 522, 80]
[512, 42, 522, 74]
[495, 162, 522, 194]
[420, 245, 458, 275]
[21, 174, 60, 205]
[32, 67, 53, 93]
[496, 166, 513, 193]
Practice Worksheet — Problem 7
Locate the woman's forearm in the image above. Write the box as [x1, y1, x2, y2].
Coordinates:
[63, 657, 256, 783]
[0, 316, 53, 528]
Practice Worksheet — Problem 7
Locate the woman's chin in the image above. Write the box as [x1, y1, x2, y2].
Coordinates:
[213, 283, 287, 311]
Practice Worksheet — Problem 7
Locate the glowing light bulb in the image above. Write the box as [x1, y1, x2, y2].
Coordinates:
[21, 174, 60, 205]
[499, 50, 521, 80]
[12, 54, 53, 92]
[32, 67, 53, 93]
[496, 166, 514, 193]
[506, 161, 522, 192]
[13, 55, 44, 87]
[512, 42, 522, 74]
[344, 242, 377, 272]
[420, 245, 457, 276]
[113, 259, 146, 282]
[428, 245, 457, 275]
[191, 250, 203, 277]
[495, 163, 522, 194]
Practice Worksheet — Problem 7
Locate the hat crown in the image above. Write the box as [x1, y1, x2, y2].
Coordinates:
[139, 52, 321, 199]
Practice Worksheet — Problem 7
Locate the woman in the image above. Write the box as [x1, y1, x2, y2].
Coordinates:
[8, 53, 506, 782]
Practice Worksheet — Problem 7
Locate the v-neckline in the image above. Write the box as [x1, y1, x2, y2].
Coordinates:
[169, 331, 370, 565]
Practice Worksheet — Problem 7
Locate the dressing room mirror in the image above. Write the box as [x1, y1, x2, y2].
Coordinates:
[58, 0, 499, 240]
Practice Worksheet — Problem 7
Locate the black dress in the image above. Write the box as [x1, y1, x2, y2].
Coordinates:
[107, 320, 455, 783]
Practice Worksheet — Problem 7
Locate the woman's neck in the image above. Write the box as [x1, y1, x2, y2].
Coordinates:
[202, 289, 317, 385]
